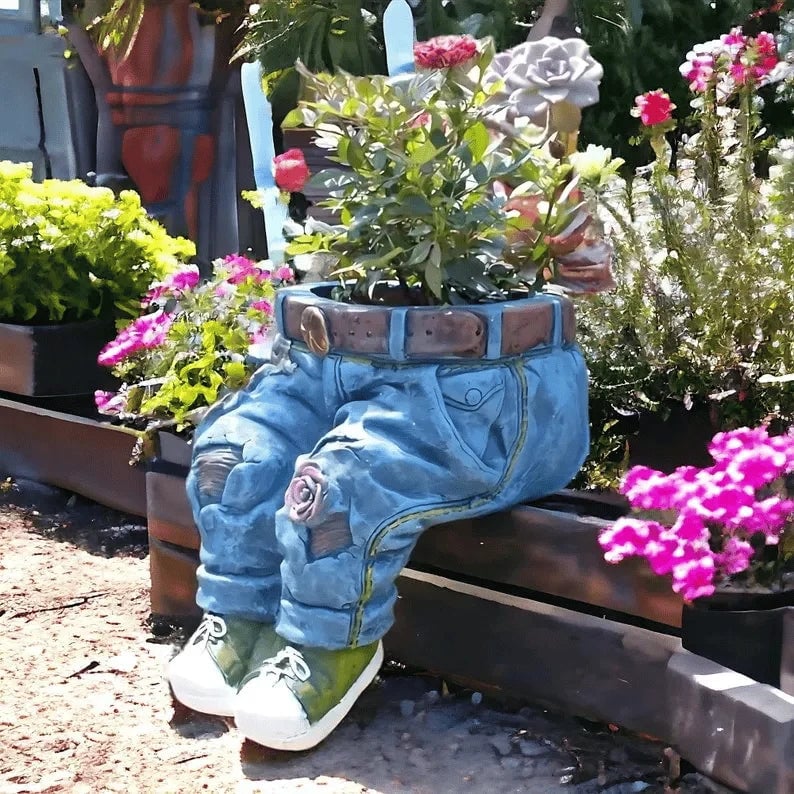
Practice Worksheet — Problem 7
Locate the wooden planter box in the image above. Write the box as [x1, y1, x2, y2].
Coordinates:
[0, 397, 145, 516]
[0, 318, 115, 397]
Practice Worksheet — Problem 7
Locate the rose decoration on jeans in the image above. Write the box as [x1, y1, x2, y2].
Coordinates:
[485, 37, 603, 123]
[285, 463, 327, 525]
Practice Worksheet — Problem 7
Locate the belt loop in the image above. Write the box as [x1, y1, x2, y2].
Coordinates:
[549, 296, 563, 348]
[485, 310, 502, 360]
[275, 290, 289, 337]
[389, 308, 408, 361]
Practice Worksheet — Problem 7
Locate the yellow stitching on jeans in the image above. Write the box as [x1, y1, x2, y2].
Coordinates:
[347, 362, 529, 647]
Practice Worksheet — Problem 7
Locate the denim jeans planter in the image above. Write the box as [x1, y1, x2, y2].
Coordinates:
[186, 283, 589, 650]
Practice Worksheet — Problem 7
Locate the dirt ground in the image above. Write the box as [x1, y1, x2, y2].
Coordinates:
[0, 478, 732, 794]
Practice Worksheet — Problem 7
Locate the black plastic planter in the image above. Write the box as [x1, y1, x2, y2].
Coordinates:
[682, 589, 794, 688]
[0, 318, 115, 397]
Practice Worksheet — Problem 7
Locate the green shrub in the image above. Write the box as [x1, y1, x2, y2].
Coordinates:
[0, 161, 194, 325]
[574, 23, 794, 488]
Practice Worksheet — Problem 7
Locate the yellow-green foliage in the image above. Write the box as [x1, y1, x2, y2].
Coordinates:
[0, 162, 194, 324]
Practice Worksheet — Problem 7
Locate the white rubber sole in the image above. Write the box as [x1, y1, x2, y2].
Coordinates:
[234, 641, 384, 751]
[168, 664, 237, 718]
[169, 685, 236, 717]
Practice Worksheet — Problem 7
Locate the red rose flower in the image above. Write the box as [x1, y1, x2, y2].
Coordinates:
[414, 35, 478, 70]
[634, 90, 676, 127]
[273, 148, 310, 193]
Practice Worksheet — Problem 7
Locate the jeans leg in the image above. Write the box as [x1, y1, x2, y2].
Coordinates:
[274, 360, 529, 649]
[186, 353, 330, 622]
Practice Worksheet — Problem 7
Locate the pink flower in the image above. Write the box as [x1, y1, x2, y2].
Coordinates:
[598, 517, 660, 563]
[414, 35, 478, 70]
[97, 310, 172, 367]
[679, 53, 715, 92]
[285, 463, 327, 525]
[94, 389, 126, 415]
[409, 112, 432, 129]
[143, 265, 200, 306]
[672, 556, 716, 602]
[251, 299, 273, 314]
[721, 27, 747, 53]
[634, 90, 676, 126]
[223, 254, 269, 285]
[715, 537, 754, 576]
[273, 148, 310, 193]
[273, 266, 294, 282]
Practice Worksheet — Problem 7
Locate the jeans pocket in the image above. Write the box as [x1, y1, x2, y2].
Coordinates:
[436, 365, 510, 470]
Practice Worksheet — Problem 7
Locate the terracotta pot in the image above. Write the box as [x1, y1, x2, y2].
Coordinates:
[682, 589, 794, 689]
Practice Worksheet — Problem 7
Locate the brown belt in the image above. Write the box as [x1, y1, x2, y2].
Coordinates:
[279, 292, 576, 361]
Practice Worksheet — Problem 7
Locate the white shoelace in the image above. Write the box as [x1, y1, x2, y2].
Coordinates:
[191, 615, 227, 647]
[258, 646, 311, 683]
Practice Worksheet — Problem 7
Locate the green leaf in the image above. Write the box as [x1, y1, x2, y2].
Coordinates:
[462, 121, 489, 162]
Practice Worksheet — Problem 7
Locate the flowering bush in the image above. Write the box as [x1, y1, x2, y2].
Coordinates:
[573, 20, 794, 489]
[0, 161, 193, 324]
[281, 34, 613, 304]
[599, 426, 794, 601]
[96, 255, 294, 431]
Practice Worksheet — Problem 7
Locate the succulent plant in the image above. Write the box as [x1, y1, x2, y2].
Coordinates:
[485, 36, 603, 126]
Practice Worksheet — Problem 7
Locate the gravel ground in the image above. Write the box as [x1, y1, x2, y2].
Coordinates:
[0, 477, 733, 794]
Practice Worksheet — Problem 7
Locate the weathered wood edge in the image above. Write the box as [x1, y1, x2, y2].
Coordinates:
[0, 397, 146, 516]
[387, 569, 794, 794]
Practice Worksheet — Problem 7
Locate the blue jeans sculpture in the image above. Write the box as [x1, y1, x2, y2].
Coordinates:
[168, 283, 589, 750]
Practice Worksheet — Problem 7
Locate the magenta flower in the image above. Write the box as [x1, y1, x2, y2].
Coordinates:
[97, 310, 173, 366]
[599, 425, 794, 602]
[634, 90, 676, 126]
[273, 266, 294, 282]
[679, 53, 715, 93]
[143, 265, 200, 306]
[251, 299, 273, 314]
[94, 389, 126, 415]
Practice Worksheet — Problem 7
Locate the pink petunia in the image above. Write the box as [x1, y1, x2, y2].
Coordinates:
[97, 310, 172, 367]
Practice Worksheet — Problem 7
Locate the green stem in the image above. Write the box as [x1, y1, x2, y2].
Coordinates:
[737, 85, 756, 236]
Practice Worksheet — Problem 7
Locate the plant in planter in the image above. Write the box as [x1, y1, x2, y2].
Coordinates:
[167, 33, 614, 750]
[95, 254, 295, 445]
[237, 0, 547, 109]
[0, 160, 192, 398]
[599, 425, 794, 687]
[572, 23, 794, 489]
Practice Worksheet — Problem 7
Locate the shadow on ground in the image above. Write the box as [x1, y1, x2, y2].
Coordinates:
[0, 476, 148, 559]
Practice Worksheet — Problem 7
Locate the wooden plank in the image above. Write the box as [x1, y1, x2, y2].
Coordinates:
[387, 568, 678, 739]
[411, 504, 683, 628]
[148, 536, 202, 621]
[0, 397, 146, 516]
[387, 569, 794, 794]
[146, 472, 200, 550]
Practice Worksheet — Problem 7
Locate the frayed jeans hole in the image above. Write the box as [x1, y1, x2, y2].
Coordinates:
[309, 514, 353, 558]
[194, 445, 243, 505]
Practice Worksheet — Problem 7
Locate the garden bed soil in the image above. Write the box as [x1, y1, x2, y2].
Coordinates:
[0, 478, 728, 794]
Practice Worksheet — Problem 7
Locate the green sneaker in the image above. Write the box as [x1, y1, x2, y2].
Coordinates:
[168, 614, 281, 717]
[233, 640, 384, 751]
